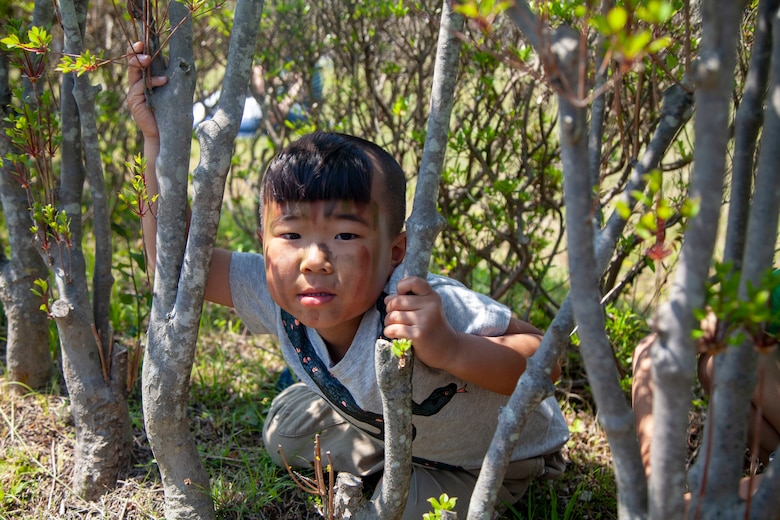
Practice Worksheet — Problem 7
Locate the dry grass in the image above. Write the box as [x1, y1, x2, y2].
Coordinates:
[0, 330, 620, 520]
[0, 389, 162, 519]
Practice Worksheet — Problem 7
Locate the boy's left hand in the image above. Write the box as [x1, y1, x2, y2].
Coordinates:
[383, 276, 459, 370]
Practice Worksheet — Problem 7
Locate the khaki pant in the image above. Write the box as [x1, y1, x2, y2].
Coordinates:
[263, 383, 565, 519]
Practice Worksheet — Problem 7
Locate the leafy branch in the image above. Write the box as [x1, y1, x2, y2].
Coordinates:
[423, 493, 458, 520]
[390, 338, 413, 368]
[119, 153, 158, 218]
[695, 263, 780, 353]
[30, 278, 52, 316]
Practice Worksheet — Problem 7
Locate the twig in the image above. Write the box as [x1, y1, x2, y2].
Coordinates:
[693, 358, 715, 520]
[327, 452, 334, 520]
[48, 440, 56, 509]
[91, 324, 109, 382]
[127, 340, 143, 393]
[278, 434, 336, 518]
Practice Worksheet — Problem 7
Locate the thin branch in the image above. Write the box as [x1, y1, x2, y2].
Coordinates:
[468, 76, 693, 520]
[723, 0, 778, 268]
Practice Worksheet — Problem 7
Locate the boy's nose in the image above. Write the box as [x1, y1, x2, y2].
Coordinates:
[300, 243, 332, 273]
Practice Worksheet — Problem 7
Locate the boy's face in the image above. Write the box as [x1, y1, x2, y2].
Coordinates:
[260, 172, 406, 352]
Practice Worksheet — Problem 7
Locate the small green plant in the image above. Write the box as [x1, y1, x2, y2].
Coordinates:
[453, 0, 513, 33]
[1, 23, 80, 277]
[391, 338, 413, 368]
[30, 278, 52, 317]
[585, 3, 674, 63]
[391, 338, 412, 358]
[605, 303, 650, 393]
[119, 153, 158, 219]
[423, 493, 458, 520]
[55, 48, 107, 76]
[615, 169, 700, 262]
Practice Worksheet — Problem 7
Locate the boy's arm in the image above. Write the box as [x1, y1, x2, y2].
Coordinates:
[383, 276, 560, 396]
[128, 43, 234, 307]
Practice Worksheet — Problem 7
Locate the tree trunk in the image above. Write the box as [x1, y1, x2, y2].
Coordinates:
[140, 1, 262, 517]
[0, 0, 54, 396]
[468, 4, 695, 520]
[0, 163, 53, 393]
[693, 3, 780, 517]
[53, 0, 132, 499]
[403, 0, 461, 277]
[650, 2, 745, 518]
[334, 3, 462, 518]
[723, 0, 777, 269]
[553, 23, 648, 519]
[140, 5, 211, 517]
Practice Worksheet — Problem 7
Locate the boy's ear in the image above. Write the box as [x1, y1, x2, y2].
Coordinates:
[390, 231, 406, 267]
[256, 227, 263, 246]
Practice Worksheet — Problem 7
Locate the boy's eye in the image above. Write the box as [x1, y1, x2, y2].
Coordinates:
[281, 232, 301, 240]
[335, 233, 358, 240]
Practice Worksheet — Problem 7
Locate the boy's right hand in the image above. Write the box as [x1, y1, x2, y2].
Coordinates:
[127, 41, 167, 139]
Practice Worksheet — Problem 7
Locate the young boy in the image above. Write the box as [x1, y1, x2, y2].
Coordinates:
[128, 43, 569, 518]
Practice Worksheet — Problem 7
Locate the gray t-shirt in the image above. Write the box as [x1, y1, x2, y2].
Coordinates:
[230, 251, 569, 469]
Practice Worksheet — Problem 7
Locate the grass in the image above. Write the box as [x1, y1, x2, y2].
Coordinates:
[0, 321, 618, 520]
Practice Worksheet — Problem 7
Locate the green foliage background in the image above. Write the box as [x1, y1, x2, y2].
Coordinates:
[1, 0, 712, 338]
[0, 0, 772, 517]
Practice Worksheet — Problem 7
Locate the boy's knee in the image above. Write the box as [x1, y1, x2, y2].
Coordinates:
[262, 382, 352, 469]
[262, 415, 301, 469]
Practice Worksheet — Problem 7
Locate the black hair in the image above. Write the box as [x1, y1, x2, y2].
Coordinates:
[260, 132, 407, 235]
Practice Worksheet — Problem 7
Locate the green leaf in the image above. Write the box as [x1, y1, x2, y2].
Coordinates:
[27, 26, 52, 48]
[681, 197, 700, 218]
[637, 0, 677, 23]
[646, 170, 663, 193]
[623, 30, 653, 59]
[0, 34, 21, 49]
[569, 417, 586, 433]
[615, 200, 631, 219]
[391, 338, 412, 358]
[606, 6, 628, 33]
[639, 212, 657, 232]
[657, 202, 674, 220]
[753, 290, 769, 307]
[648, 36, 672, 54]
[453, 1, 479, 18]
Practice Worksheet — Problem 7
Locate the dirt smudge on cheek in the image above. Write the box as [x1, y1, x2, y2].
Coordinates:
[265, 261, 283, 305]
[336, 245, 374, 284]
[317, 242, 332, 260]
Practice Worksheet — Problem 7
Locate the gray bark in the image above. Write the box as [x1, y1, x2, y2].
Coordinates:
[369, 342, 414, 519]
[403, 0, 462, 277]
[723, 0, 778, 268]
[588, 0, 613, 227]
[750, 458, 780, 518]
[692, 4, 780, 518]
[55, 0, 132, 499]
[70, 13, 114, 370]
[337, 341, 414, 520]
[337, 2, 463, 517]
[140, 1, 262, 518]
[650, 1, 745, 518]
[554, 24, 648, 520]
[468, 3, 694, 518]
[0, 50, 52, 394]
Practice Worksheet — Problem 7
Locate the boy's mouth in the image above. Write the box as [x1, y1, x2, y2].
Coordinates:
[298, 291, 335, 305]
